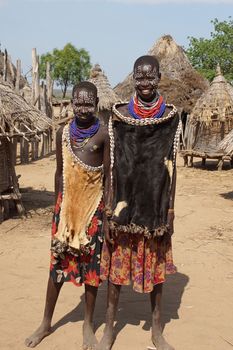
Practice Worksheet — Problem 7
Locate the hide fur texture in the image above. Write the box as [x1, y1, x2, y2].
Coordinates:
[55, 130, 103, 250]
[110, 108, 179, 238]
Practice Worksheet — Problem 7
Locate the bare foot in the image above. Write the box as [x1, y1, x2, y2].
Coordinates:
[152, 323, 174, 350]
[25, 323, 51, 348]
[152, 334, 175, 350]
[82, 322, 98, 350]
[96, 329, 114, 350]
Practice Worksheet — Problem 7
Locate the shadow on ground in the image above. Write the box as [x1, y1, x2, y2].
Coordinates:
[20, 187, 54, 212]
[15, 150, 56, 166]
[180, 159, 232, 171]
[51, 272, 189, 340]
[220, 191, 233, 201]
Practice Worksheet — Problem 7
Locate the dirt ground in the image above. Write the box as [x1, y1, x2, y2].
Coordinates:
[0, 154, 233, 350]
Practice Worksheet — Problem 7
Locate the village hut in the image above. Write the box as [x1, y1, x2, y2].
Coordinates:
[218, 128, 233, 159]
[89, 64, 120, 125]
[181, 65, 233, 169]
[0, 81, 52, 222]
[114, 35, 209, 116]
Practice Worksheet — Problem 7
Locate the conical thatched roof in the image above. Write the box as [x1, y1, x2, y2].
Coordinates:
[89, 64, 120, 110]
[188, 66, 233, 125]
[0, 81, 52, 138]
[213, 64, 233, 100]
[114, 35, 209, 113]
[184, 66, 233, 153]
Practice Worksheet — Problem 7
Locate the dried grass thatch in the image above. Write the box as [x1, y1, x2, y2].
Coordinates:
[218, 129, 233, 155]
[89, 64, 120, 110]
[226, 80, 233, 101]
[182, 65, 233, 158]
[114, 35, 209, 113]
[0, 81, 53, 221]
[0, 81, 52, 138]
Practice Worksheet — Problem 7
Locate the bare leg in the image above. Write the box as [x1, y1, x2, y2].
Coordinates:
[97, 282, 121, 350]
[183, 155, 188, 167]
[231, 158, 233, 168]
[217, 159, 223, 171]
[83, 285, 98, 350]
[150, 284, 175, 350]
[201, 158, 206, 167]
[25, 275, 63, 348]
[189, 156, 193, 167]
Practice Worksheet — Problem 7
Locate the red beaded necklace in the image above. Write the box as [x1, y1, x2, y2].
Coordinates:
[133, 95, 164, 119]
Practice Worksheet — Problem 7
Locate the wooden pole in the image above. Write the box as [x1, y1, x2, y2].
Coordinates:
[7, 141, 25, 216]
[36, 54, 40, 110]
[40, 134, 44, 157]
[8, 55, 15, 85]
[40, 81, 47, 114]
[3, 49, 8, 81]
[31, 49, 36, 104]
[32, 48, 40, 109]
[46, 61, 53, 119]
[46, 62, 53, 104]
[12, 137, 18, 165]
[15, 59, 21, 93]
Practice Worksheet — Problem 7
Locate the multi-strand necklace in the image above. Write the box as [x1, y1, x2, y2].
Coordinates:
[70, 117, 100, 149]
[128, 93, 166, 120]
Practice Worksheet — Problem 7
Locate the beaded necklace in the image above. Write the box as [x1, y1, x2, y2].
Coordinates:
[70, 118, 100, 149]
[128, 93, 166, 119]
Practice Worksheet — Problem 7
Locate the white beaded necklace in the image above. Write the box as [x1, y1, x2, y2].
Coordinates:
[64, 125, 103, 172]
[113, 102, 177, 126]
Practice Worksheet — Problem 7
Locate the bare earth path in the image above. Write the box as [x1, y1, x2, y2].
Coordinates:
[0, 155, 232, 350]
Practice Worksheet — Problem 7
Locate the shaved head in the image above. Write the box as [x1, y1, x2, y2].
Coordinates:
[133, 55, 160, 73]
[72, 81, 98, 99]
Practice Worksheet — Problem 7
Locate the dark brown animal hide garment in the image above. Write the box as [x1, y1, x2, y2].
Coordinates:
[110, 107, 179, 238]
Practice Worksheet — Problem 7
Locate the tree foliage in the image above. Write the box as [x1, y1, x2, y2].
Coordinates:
[186, 18, 233, 82]
[39, 43, 91, 98]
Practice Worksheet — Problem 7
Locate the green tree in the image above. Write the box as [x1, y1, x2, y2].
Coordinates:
[186, 18, 233, 82]
[39, 43, 91, 98]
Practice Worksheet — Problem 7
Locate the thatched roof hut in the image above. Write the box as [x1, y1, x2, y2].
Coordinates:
[0, 81, 52, 222]
[0, 81, 51, 139]
[114, 35, 209, 114]
[89, 64, 121, 124]
[89, 64, 120, 110]
[218, 129, 233, 156]
[181, 66, 233, 169]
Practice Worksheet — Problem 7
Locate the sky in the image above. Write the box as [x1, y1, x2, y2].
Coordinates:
[0, 0, 233, 88]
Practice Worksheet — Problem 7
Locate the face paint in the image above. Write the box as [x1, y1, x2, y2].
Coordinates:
[72, 89, 96, 119]
[133, 63, 160, 100]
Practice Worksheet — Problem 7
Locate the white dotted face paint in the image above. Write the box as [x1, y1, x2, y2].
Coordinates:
[72, 89, 96, 116]
[134, 64, 160, 88]
[133, 63, 160, 99]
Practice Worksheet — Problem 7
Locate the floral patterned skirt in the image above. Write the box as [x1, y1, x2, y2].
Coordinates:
[100, 233, 176, 293]
[50, 192, 104, 287]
